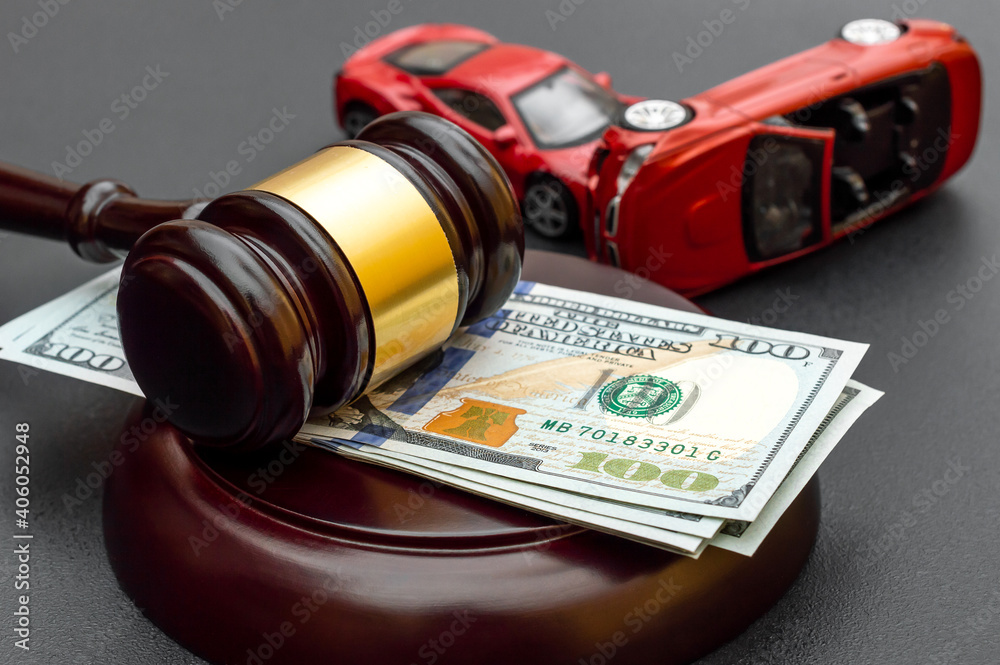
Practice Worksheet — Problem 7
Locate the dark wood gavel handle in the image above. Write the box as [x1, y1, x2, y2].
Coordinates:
[0, 161, 202, 262]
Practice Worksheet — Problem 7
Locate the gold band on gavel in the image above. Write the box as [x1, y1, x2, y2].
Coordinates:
[250, 146, 460, 389]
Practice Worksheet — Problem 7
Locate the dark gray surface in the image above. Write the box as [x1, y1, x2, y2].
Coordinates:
[0, 0, 998, 663]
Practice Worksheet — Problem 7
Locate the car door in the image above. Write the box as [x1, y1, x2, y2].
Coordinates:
[420, 84, 518, 165]
[740, 121, 835, 266]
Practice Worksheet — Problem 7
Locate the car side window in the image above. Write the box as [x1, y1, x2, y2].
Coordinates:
[431, 88, 507, 132]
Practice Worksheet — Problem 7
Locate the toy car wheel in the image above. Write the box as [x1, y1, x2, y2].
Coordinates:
[522, 176, 578, 239]
[840, 19, 902, 45]
[342, 102, 379, 139]
[622, 100, 691, 132]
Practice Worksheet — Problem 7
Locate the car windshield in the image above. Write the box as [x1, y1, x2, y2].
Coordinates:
[513, 67, 621, 149]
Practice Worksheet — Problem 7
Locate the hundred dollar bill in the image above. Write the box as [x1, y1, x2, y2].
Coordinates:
[313, 438, 708, 555]
[0, 271, 112, 348]
[306, 282, 868, 522]
[302, 383, 879, 554]
[299, 421, 723, 539]
[709, 380, 882, 556]
[301, 381, 879, 547]
[0, 267, 140, 396]
[0, 270, 873, 528]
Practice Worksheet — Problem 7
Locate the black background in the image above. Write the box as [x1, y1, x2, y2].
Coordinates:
[1, 1, 998, 663]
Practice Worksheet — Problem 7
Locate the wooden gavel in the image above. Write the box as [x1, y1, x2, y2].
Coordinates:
[0, 112, 524, 450]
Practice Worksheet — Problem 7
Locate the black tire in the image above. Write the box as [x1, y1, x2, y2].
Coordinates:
[341, 102, 378, 139]
[521, 175, 578, 240]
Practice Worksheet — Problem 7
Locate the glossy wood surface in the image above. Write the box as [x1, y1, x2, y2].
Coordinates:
[0, 161, 198, 261]
[0, 113, 525, 450]
[116, 113, 524, 450]
[0, 162, 79, 240]
[103, 250, 820, 665]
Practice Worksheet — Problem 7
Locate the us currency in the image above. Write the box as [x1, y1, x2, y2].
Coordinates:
[0, 270, 722, 549]
[298, 423, 723, 539]
[0, 270, 722, 547]
[318, 440, 709, 555]
[709, 380, 881, 555]
[0, 270, 878, 547]
[0, 267, 142, 396]
[0, 270, 111, 347]
[305, 282, 869, 522]
[0, 268, 141, 396]
[301, 380, 880, 552]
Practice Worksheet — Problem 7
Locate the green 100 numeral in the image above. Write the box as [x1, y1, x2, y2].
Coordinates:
[570, 452, 719, 492]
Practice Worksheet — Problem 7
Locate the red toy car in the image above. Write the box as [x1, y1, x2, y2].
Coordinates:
[335, 19, 981, 295]
[590, 18, 981, 295]
[334, 23, 645, 240]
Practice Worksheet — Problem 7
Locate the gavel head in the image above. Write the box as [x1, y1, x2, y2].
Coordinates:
[117, 112, 523, 450]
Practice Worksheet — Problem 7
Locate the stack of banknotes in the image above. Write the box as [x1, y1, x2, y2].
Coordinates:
[0, 269, 881, 557]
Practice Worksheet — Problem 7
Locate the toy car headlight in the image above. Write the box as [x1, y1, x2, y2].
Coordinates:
[616, 144, 655, 194]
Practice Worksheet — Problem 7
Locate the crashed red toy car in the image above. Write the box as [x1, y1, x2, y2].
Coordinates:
[334, 23, 643, 240]
[336, 19, 981, 295]
[590, 18, 981, 295]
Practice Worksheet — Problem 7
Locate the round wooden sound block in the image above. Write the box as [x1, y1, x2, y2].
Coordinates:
[102, 250, 820, 665]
